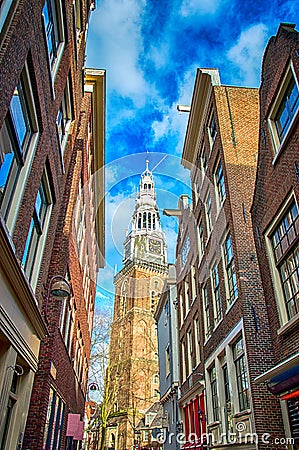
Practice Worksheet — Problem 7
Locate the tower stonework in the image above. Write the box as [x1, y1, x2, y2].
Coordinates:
[107, 161, 168, 450]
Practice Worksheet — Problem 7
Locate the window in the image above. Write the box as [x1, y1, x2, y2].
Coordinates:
[57, 77, 72, 152]
[233, 336, 249, 411]
[209, 365, 219, 422]
[223, 233, 238, 305]
[202, 283, 211, 340]
[60, 277, 75, 355]
[205, 193, 212, 236]
[185, 278, 191, 310]
[222, 364, 232, 436]
[275, 76, 299, 142]
[179, 291, 185, 325]
[187, 328, 193, 375]
[191, 266, 197, 303]
[197, 220, 204, 260]
[194, 317, 200, 365]
[43, 0, 65, 75]
[181, 341, 186, 382]
[0, 364, 19, 448]
[164, 299, 169, 326]
[43, 388, 65, 450]
[0, 62, 39, 230]
[73, 0, 82, 44]
[200, 147, 207, 175]
[270, 200, 299, 321]
[0, 0, 15, 33]
[212, 263, 222, 325]
[181, 235, 190, 266]
[22, 170, 53, 288]
[269, 68, 299, 154]
[208, 114, 217, 148]
[165, 346, 170, 377]
[215, 160, 226, 205]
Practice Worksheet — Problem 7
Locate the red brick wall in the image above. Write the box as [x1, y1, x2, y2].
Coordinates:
[0, 1, 96, 448]
[251, 25, 299, 366]
[178, 81, 285, 444]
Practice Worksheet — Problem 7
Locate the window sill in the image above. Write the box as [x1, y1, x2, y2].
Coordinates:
[204, 334, 211, 345]
[277, 313, 299, 336]
[213, 317, 223, 332]
[233, 409, 251, 419]
[207, 420, 220, 428]
[215, 198, 226, 222]
[225, 297, 238, 315]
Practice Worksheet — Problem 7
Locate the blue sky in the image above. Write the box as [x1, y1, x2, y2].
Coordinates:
[86, 0, 298, 308]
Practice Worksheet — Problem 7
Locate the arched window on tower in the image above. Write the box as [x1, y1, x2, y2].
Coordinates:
[148, 212, 152, 230]
[153, 214, 156, 230]
[143, 212, 147, 229]
[148, 184, 151, 189]
[144, 183, 147, 189]
[138, 213, 141, 230]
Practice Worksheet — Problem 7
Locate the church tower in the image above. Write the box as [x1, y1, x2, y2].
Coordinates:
[106, 160, 168, 450]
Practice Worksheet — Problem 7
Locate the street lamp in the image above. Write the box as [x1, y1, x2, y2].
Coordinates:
[43, 275, 71, 323]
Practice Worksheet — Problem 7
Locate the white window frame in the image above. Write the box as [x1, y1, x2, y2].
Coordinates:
[208, 113, 217, 150]
[268, 63, 299, 160]
[42, 0, 66, 81]
[214, 158, 226, 209]
[197, 219, 205, 262]
[181, 235, 190, 266]
[194, 316, 201, 365]
[205, 192, 212, 237]
[200, 146, 207, 178]
[0, 61, 39, 233]
[181, 341, 186, 382]
[187, 328, 193, 376]
[21, 169, 53, 291]
[211, 262, 222, 327]
[165, 345, 170, 377]
[205, 322, 251, 432]
[222, 232, 238, 307]
[202, 283, 211, 341]
[56, 76, 73, 155]
[265, 193, 299, 327]
[191, 265, 197, 303]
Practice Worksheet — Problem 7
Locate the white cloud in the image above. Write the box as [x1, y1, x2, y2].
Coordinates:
[227, 23, 268, 86]
[164, 224, 178, 264]
[148, 41, 171, 70]
[105, 165, 119, 186]
[106, 190, 135, 256]
[180, 0, 222, 17]
[87, 0, 149, 104]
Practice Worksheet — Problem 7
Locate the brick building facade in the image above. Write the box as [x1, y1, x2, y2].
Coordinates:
[0, 1, 105, 449]
[251, 23, 299, 447]
[174, 68, 285, 449]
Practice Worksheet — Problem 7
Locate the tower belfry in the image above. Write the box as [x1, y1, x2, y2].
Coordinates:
[106, 159, 168, 450]
[123, 159, 167, 267]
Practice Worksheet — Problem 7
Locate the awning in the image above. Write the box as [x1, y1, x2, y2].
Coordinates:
[254, 353, 299, 396]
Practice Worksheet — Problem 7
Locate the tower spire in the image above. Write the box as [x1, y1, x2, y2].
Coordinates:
[121, 158, 167, 265]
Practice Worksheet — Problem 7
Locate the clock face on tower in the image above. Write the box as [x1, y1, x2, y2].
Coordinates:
[149, 239, 161, 254]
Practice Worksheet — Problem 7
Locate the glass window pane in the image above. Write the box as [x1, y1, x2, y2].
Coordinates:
[288, 79, 299, 112]
[10, 84, 28, 148]
[0, 120, 15, 192]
